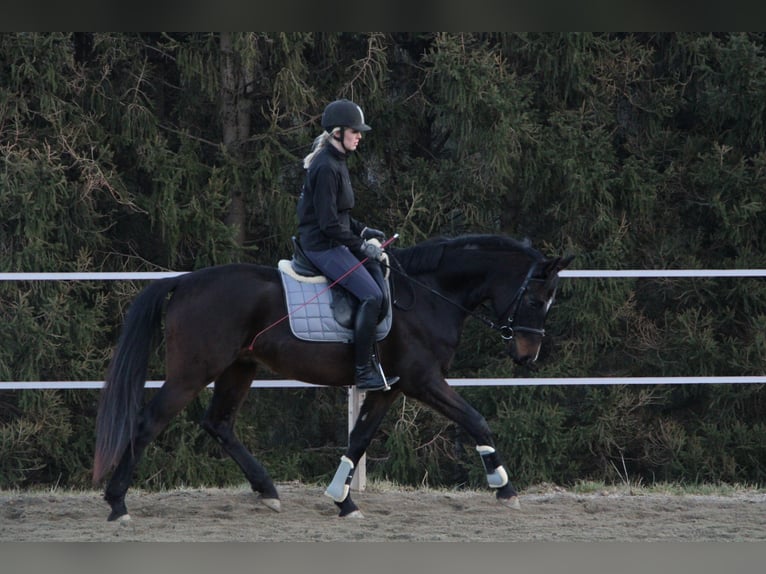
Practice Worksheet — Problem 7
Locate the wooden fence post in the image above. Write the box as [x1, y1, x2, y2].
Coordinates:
[348, 386, 366, 491]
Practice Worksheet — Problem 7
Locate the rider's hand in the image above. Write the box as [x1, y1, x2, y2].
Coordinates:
[360, 226, 386, 241]
[360, 240, 383, 261]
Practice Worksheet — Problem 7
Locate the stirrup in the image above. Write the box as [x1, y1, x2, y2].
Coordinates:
[356, 376, 399, 392]
[366, 356, 399, 392]
[356, 379, 389, 392]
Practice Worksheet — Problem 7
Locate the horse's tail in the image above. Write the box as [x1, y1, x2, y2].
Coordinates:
[92, 276, 180, 485]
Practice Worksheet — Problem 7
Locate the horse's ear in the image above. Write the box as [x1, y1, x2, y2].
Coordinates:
[544, 255, 575, 275]
[557, 254, 575, 271]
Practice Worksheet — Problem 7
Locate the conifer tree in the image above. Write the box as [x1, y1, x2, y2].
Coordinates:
[1, 33, 764, 489]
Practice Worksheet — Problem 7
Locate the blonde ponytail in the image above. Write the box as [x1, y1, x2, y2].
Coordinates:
[303, 128, 340, 169]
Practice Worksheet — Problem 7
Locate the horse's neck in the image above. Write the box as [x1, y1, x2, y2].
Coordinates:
[436, 252, 529, 310]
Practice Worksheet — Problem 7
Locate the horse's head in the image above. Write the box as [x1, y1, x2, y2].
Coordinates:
[496, 254, 574, 366]
[391, 234, 573, 368]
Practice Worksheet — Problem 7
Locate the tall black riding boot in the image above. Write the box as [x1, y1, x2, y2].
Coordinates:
[353, 298, 388, 391]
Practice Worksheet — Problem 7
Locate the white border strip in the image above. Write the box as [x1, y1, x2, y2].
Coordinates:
[2, 376, 764, 390]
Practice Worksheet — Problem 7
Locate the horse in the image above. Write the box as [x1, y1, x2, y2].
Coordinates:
[93, 233, 573, 521]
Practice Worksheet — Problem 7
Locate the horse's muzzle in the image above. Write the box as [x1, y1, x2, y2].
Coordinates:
[507, 338, 542, 366]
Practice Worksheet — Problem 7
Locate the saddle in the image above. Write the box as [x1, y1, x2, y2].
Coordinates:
[276, 237, 392, 343]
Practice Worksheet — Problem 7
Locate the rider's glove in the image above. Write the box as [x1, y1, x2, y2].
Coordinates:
[360, 240, 383, 261]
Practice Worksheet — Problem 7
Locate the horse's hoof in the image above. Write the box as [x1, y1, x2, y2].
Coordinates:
[259, 497, 281, 513]
[108, 511, 131, 522]
[499, 495, 521, 510]
[340, 509, 364, 519]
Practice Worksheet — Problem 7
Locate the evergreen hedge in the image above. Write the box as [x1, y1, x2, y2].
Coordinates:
[1, 33, 764, 490]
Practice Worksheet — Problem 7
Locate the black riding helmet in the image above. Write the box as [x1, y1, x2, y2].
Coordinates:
[321, 99, 372, 133]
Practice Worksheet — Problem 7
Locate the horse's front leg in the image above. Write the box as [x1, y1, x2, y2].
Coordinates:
[325, 387, 401, 517]
[409, 377, 521, 509]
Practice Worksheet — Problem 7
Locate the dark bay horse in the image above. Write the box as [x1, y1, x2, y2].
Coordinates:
[93, 234, 573, 521]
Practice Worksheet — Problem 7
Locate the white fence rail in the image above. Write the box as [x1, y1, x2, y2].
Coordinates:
[2, 375, 766, 391]
[4, 268, 764, 391]
[3, 269, 765, 490]
[3, 269, 766, 281]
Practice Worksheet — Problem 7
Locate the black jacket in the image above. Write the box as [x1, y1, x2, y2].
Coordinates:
[297, 144, 365, 254]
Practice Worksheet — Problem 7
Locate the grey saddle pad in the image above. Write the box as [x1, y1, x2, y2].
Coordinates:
[278, 260, 392, 343]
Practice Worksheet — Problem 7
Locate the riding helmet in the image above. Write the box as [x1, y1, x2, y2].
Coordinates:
[321, 99, 372, 133]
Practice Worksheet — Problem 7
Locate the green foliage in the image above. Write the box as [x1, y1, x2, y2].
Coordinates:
[0, 390, 97, 486]
[489, 387, 581, 486]
[370, 397, 463, 487]
[2, 33, 766, 491]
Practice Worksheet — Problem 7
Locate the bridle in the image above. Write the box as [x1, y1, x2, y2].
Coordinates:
[488, 262, 548, 341]
[383, 256, 548, 342]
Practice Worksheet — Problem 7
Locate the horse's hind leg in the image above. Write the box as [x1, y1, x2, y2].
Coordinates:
[200, 361, 280, 512]
[325, 388, 401, 517]
[104, 382, 202, 521]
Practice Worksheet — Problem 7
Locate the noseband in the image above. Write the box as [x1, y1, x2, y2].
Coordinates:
[493, 262, 547, 341]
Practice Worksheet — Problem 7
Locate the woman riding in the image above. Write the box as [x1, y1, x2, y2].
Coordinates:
[296, 98, 394, 392]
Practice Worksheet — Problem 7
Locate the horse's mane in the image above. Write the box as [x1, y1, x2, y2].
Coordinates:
[391, 234, 540, 274]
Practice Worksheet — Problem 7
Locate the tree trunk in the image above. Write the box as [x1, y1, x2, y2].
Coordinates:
[220, 32, 252, 246]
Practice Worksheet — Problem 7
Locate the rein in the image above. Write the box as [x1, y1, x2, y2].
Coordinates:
[383, 255, 545, 341]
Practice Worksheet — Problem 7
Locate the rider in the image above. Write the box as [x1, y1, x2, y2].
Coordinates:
[296, 98, 393, 392]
